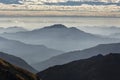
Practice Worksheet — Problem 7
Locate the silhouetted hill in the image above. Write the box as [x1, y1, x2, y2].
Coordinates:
[0, 36, 63, 64]
[0, 58, 40, 80]
[0, 52, 36, 73]
[34, 42, 120, 71]
[38, 53, 120, 80]
[1, 24, 119, 51]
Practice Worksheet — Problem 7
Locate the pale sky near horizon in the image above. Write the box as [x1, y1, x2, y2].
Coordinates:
[0, 16, 120, 30]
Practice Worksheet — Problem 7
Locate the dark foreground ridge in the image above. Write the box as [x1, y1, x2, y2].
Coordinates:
[0, 58, 40, 80]
[38, 53, 120, 80]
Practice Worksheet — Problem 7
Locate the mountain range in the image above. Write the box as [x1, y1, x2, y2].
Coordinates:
[0, 36, 63, 64]
[1, 24, 119, 51]
[38, 53, 120, 80]
[0, 58, 40, 80]
[34, 42, 120, 71]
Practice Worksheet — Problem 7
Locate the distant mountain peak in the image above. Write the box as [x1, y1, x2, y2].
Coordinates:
[46, 24, 67, 29]
[37, 24, 88, 36]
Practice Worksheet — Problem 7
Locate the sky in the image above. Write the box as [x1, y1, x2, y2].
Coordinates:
[0, 16, 120, 30]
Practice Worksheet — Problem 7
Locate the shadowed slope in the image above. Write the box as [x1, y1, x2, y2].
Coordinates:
[0, 58, 40, 80]
[38, 53, 120, 80]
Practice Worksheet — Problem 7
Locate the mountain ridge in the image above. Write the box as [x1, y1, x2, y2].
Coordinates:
[38, 53, 120, 80]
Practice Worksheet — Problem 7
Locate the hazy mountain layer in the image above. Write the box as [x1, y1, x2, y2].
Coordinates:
[109, 32, 120, 38]
[34, 42, 120, 71]
[1, 24, 119, 51]
[79, 26, 120, 36]
[0, 36, 63, 64]
[0, 26, 27, 34]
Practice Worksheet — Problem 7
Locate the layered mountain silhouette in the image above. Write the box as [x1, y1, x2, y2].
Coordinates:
[1, 24, 119, 51]
[0, 58, 40, 80]
[0, 26, 27, 34]
[0, 52, 36, 73]
[38, 53, 120, 80]
[34, 42, 120, 71]
[0, 36, 63, 64]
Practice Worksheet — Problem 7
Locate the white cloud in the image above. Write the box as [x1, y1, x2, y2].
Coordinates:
[22, 0, 120, 3]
